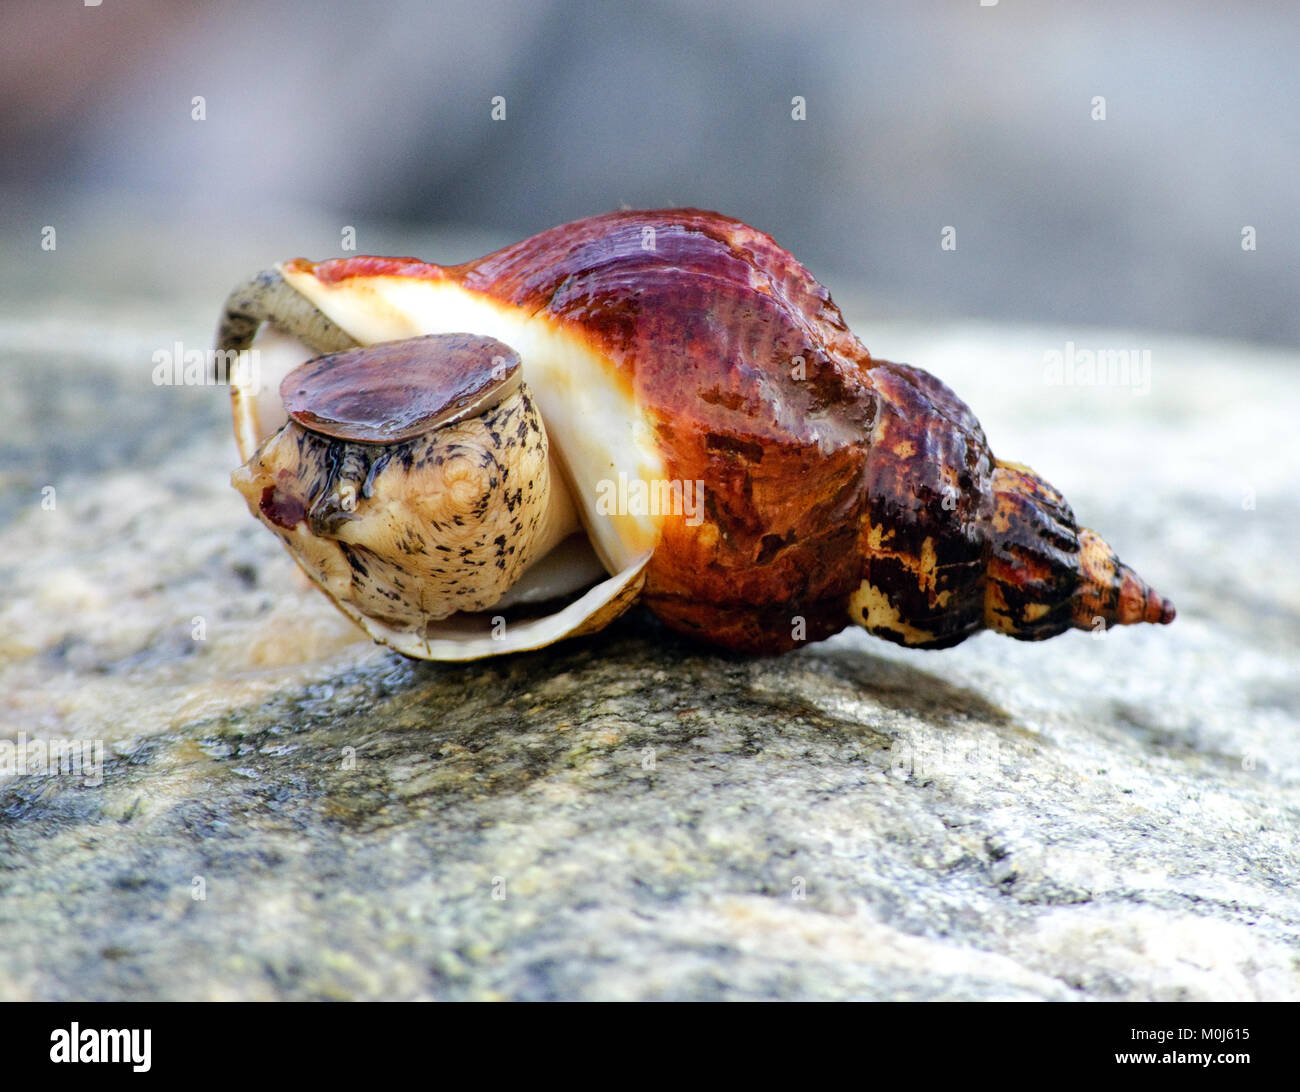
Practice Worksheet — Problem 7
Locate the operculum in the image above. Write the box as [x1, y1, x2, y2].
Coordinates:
[276, 260, 666, 575]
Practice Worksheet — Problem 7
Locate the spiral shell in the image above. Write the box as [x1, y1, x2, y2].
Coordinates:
[217, 208, 1173, 660]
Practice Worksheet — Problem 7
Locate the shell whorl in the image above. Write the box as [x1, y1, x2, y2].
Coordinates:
[233, 208, 1174, 655]
[450, 209, 1173, 650]
[984, 462, 1174, 640]
[853, 371, 1175, 648]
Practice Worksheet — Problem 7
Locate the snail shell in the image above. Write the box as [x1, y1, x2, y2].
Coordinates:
[217, 209, 1173, 660]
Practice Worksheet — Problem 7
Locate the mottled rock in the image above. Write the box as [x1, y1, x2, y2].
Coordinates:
[1, 290, 1297, 1001]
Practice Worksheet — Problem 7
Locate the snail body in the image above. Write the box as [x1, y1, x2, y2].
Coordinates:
[217, 209, 1173, 660]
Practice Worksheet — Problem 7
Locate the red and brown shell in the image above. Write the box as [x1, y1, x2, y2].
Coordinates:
[218, 209, 1174, 660]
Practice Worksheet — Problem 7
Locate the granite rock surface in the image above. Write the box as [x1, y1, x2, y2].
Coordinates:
[1, 277, 1297, 1001]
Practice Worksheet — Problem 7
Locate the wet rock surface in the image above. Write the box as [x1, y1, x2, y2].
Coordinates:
[2, 291, 1297, 1001]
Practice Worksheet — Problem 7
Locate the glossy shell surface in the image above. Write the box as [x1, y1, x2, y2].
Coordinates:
[223, 208, 1173, 659]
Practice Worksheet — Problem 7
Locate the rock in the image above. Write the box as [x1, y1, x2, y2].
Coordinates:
[1, 282, 1297, 1001]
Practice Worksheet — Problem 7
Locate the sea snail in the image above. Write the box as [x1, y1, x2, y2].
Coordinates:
[216, 208, 1174, 661]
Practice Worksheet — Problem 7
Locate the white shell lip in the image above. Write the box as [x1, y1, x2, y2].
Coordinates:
[227, 262, 664, 661]
[346, 552, 651, 662]
[231, 324, 318, 461]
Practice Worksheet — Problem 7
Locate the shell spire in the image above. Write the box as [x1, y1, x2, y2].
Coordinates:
[982, 461, 1175, 640]
[1073, 529, 1177, 629]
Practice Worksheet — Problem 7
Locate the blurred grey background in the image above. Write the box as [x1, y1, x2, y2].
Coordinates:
[1, 0, 1296, 345]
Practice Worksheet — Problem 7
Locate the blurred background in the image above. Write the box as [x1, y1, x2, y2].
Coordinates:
[1, 0, 1297, 345]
